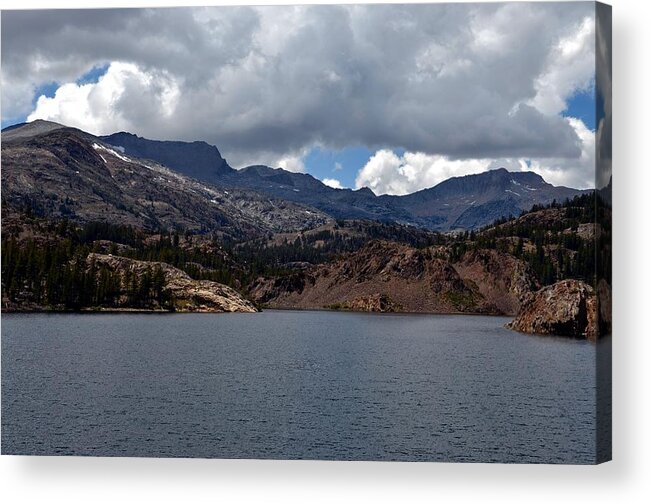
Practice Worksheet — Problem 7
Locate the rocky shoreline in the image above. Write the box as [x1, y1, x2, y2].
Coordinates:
[506, 279, 610, 341]
[3, 277, 610, 341]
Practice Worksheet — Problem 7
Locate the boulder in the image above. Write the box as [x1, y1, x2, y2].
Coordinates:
[506, 279, 598, 340]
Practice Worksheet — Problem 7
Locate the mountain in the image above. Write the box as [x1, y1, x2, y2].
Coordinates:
[101, 131, 234, 179]
[2, 121, 609, 337]
[1, 121, 331, 241]
[223, 164, 414, 223]
[101, 130, 588, 231]
[391, 168, 587, 230]
[1, 119, 66, 140]
[249, 240, 540, 316]
[4, 120, 589, 235]
[99, 131, 412, 223]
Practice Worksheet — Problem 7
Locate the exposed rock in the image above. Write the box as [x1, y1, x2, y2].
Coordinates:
[1, 125, 330, 240]
[564, 222, 601, 241]
[453, 249, 540, 316]
[87, 253, 257, 313]
[251, 271, 315, 305]
[250, 241, 496, 314]
[250, 240, 544, 315]
[506, 279, 598, 340]
[101, 129, 587, 231]
[336, 293, 401, 313]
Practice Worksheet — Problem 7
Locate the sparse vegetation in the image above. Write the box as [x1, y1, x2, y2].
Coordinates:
[2, 181, 609, 312]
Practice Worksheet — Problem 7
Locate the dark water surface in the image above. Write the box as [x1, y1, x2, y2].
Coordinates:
[2, 311, 599, 463]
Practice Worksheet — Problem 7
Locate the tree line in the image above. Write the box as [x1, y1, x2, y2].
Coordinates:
[2, 191, 609, 309]
[2, 237, 172, 309]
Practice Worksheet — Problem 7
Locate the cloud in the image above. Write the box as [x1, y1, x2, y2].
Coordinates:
[355, 149, 491, 196]
[523, 117, 595, 189]
[322, 178, 343, 189]
[355, 118, 595, 195]
[333, 162, 343, 172]
[27, 62, 180, 136]
[527, 16, 596, 116]
[275, 153, 306, 173]
[3, 3, 596, 180]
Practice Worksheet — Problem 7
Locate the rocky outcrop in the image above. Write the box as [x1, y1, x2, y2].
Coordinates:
[250, 241, 496, 314]
[87, 253, 257, 313]
[453, 249, 540, 316]
[506, 279, 598, 340]
[336, 294, 401, 313]
[250, 241, 543, 316]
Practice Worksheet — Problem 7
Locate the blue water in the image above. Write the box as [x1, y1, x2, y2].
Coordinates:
[1, 310, 600, 462]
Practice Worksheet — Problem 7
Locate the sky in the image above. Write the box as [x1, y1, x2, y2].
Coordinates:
[1, 3, 609, 193]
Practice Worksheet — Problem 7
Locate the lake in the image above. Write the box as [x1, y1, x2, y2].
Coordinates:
[1, 310, 602, 463]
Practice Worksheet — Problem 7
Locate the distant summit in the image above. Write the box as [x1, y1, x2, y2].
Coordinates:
[40, 122, 589, 231]
[101, 131, 234, 181]
[393, 166, 584, 230]
[1, 119, 66, 141]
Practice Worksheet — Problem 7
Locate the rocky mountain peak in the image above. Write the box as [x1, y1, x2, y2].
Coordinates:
[1, 119, 68, 142]
[101, 131, 234, 181]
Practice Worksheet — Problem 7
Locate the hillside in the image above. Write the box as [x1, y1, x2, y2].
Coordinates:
[249, 241, 539, 316]
[392, 168, 586, 230]
[2, 121, 330, 242]
[100, 128, 587, 231]
[1, 121, 608, 336]
[246, 193, 610, 330]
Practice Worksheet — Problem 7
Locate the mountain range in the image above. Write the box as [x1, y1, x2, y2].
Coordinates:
[1, 120, 610, 339]
[2, 121, 331, 241]
[3, 120, 588, 235]
[101, 126, 587, 231]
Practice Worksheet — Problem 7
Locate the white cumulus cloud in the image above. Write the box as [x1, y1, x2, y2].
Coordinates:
[355, 150, 491, 196]
[27, 62, 180, 138]
[4, 4, 603, 189]
[275, 153, 306, 173]
[524, 117, 595, 189]
[355, 117, 595, 195]
[3, 3, 595, 167]
[322, 178, 343, 189]
[528, 16, 596, 116]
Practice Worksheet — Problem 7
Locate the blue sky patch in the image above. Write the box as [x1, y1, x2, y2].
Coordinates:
[76, 63, 110, 86]
[1, 64, 111, 130]
[303, 145, 375, 188]
[563, 86, 596, 131]
[1, 82, 59, 129]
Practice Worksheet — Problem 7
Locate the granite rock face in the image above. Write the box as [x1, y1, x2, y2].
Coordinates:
[1, 123, 330, 240]
[506, 279, 598, 340]
[339, 293, 401, 313]
[87, 253, 258, 313]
